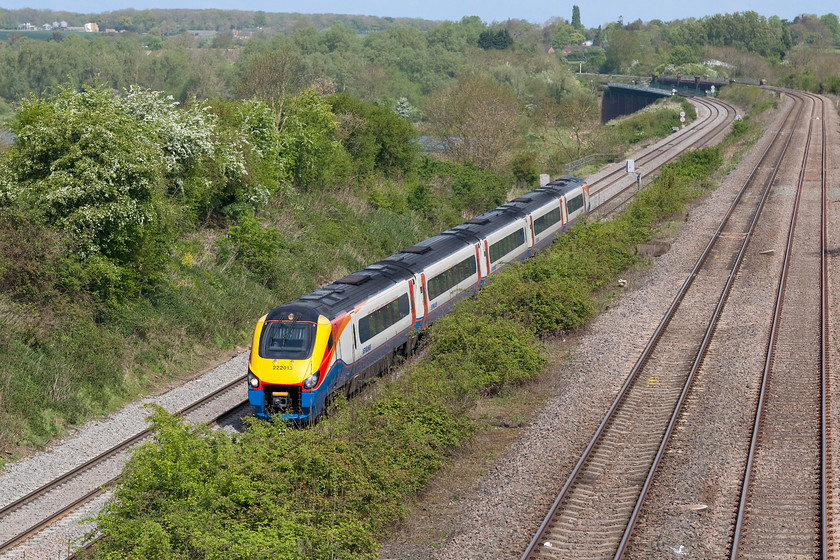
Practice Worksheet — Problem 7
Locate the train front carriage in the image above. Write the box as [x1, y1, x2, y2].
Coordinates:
[247, 304, 336, 421]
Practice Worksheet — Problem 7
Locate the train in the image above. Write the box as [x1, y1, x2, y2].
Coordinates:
[247, 176, 590, 422]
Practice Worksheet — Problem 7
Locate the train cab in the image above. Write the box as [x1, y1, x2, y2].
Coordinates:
[247, 304, 335, 421]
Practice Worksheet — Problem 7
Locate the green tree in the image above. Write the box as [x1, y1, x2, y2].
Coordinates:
[236, 41, 307, 128]
[601, 25, 640, 72]
[330, 93, 418, 180]
[820, 13, 840, 42]
[572, 5, 582, 30]
[279, 89, 350, 188]
[211, 31, 235, 49]
[555, 92, 600, 160]
[551, 24, 585, 48]
[669, 44, 698, 65]
[551, 27, 572, 48]
[478, 29, 513, 50]
[423, 76, 523, 171]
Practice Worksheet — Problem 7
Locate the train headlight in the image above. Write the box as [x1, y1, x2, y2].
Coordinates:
[248, 372, 260, 388]
[303, 372, 319, 390]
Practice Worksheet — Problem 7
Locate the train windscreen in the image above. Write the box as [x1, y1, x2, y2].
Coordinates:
[259, 321, 316, 360]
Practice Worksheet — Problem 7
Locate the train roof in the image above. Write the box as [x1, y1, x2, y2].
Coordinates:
[446, 205, 525, 240]
[382, 233, 473, 271]
[541, 176, 587, 197]
[266, 262, 412, 322]
[264, 176, 587, 322]
[499, 189, 563, 216]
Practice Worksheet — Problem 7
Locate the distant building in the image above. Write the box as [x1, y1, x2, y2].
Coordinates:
[16, 23, 36, 31]
[560, 45, 587, 57]
[232, 27, 264, 39]
[84, 22, 99, 32]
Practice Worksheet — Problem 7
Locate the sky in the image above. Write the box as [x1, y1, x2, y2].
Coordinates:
[2, 0, 836, 28]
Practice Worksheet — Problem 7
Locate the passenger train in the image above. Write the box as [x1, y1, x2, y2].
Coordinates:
[247, 176, 590, 422]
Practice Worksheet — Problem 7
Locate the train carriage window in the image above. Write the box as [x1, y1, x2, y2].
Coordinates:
[567, 194, 584, 215]
[533, 207, 563, 235]
[260, 322, 316, 360]
[427, 256, 477, 301]
[489, 228, 526, 264]
[358, 293, 411, 344]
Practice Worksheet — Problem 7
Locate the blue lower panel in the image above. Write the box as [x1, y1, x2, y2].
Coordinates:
[250, 385, 321, 422]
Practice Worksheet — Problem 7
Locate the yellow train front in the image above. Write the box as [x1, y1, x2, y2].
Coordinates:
[247, 304, 338, 422]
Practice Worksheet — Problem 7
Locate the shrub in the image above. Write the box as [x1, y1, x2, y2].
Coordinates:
[418, 157, 508, 215]
[511, 152, 540, 187]
[330, 93, 419, 181]
[280, 90, 352, 189]
[222, 216, 287, 288]
[0, 84, 172, 297]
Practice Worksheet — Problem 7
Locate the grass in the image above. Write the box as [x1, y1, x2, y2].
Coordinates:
[607, 97, 695, 145]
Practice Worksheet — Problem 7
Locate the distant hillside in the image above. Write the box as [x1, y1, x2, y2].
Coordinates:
[0, 7, 441, 35]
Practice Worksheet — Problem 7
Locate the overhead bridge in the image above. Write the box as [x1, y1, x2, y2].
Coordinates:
[651, 74, 732, 92]
[601, 82, 673, 123]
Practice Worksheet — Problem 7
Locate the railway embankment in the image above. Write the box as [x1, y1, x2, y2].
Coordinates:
[0, 86, 776, 559]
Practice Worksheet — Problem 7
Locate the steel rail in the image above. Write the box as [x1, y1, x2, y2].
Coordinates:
[521, 91, 803, 560]
[729, 90, 828, 559]
[587, 95, 729, 197]
[0, 369, 249, 555]
[591, 96, 736, 218]
[819, 90, 829, 560]
[614, 91, 806, 560]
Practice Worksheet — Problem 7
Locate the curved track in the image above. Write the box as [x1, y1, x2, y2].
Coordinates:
[588, 95, 736, 218]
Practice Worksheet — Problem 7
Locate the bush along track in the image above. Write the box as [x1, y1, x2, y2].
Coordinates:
[87, 145, 724, 559]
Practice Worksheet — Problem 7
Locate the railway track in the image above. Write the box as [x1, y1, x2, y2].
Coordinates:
[729, 90, 829, 558]
[0, 363, 250, 557]
[588, 95, 736, 217]
[521, 90, 809, 560]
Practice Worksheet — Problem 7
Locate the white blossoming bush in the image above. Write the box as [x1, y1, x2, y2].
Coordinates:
[1, 84, 171, 295]
[0, 83, 357, 298]
[122, 86, 216, 177]
[207, 98, 292, 220]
